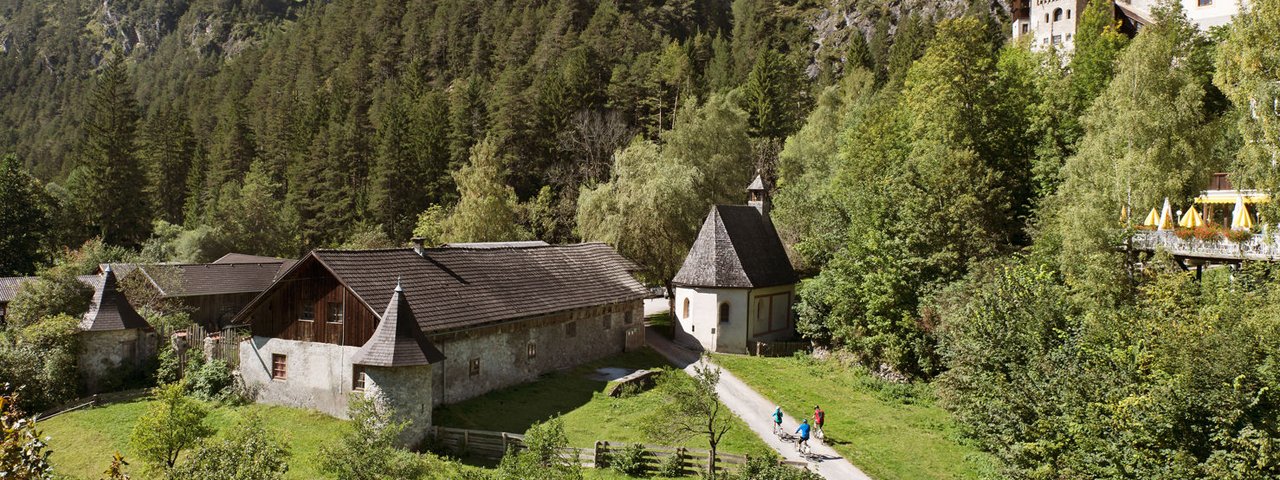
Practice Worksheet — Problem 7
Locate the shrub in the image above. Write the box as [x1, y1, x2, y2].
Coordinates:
[1226, 228, 1253, 243]
[656, 449, 683, 477]
[732, 455, 822, 480]
[608, 443, 648, 477]
[171, 411, 290, 480]
[495, 417, 582, 480]
[154, 345, 181, 385]
[0, 385, 53, 479]
[186, 359, 233, 402]
[319, 396, 426, 480]
[1174, 228, 1196, 240]
[1193, 225, 1223, 241]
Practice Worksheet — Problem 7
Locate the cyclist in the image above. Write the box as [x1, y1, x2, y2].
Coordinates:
[813, 405, 825, 442]
[771, 406, 784, 436]
[795, 419, 812, 455]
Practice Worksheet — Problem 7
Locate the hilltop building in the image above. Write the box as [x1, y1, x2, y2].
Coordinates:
[1011, 0, 1243, 51]
[671, 175, 799, 354]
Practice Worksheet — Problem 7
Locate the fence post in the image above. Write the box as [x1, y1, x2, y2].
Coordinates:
[755, 342, 762, 356]
[463, 429, 470, 452]
[501, 431, 508, 452]
[594, 440, 606, 469]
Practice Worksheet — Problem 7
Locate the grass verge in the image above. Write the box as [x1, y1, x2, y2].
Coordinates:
[39, 399, 346, 479]
[434, 348, 770, 457]
[712, 353, 997, 480]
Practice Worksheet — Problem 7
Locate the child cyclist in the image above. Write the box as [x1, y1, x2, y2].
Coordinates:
[795, 419, 812, 455]
[771, 406, 784, 436]
[813, 405, 825, 443]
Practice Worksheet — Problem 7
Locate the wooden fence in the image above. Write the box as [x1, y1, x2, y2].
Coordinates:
[155, 324, 248, 377]
[753, 340, 810, 357]
[429, 426, 794, 475]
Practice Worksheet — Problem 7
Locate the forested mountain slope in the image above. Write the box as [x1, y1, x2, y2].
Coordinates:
[0, 0, 1006, 256]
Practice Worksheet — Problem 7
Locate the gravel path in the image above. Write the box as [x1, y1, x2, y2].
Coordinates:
[646, 328, 873, 480]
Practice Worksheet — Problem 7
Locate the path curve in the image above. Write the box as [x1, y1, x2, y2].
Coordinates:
[646, 327, 872, 480]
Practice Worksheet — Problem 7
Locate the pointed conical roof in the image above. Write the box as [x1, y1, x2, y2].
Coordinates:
[747, 174, 766, 191]
[672, 205, 797, 288]
[80, 266, 150, 332]
[352, 284, 445, 367]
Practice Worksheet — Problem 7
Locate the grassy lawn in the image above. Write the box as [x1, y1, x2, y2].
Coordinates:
[435, 348, 771, 457]
[39, 399, 347, 479]
[712, 354, 997, 480]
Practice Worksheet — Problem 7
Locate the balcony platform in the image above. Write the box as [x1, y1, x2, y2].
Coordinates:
[1129, 231, 1280, 263]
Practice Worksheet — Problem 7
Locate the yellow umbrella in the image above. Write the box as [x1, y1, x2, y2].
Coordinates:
[1119, 205, 1130, 223]
[1232, 195, 1255, 230]
[1179, 206, 1205, 228]
[1143, 208, 1160, 227]
[1158, 198, 1175, 230]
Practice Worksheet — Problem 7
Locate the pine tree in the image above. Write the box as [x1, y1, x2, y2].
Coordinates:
[74, 51, 151, 247]
[441, 137, 531, 242]
[0, 155, 52, 276]
[742, 49, 804, 139]
[140, 106, 195, 225]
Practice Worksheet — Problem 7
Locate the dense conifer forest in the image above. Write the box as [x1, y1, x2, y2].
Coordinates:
[4, 0, 1280, 477]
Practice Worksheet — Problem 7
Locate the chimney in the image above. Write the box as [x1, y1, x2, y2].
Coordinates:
[411, 237, 426, 256]
[746, 173, 770, 217]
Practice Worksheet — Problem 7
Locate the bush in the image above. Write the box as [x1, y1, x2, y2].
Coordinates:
[732, 455, 822, 480]
[186, 359, 233, 402]
[154, 345, 181, 385]
[656, 449, 683, 477]
[608, 443, 648, 477]
[1193, 224, 1222, 241]
[495, 417, 582, 480]
[129, 381, 213, 472]
[1226, 228, 1253, 243]
[319, 396, 426, 480]
[171, 411, 290, 480]
[0, 384, 53, 479]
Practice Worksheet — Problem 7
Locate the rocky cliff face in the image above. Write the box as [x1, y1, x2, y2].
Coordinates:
[803, 0, 1012, 77]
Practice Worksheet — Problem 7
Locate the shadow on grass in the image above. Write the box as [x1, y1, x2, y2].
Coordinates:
[432, 348, 673, 436]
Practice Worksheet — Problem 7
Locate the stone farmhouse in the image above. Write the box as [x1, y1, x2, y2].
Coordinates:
[671, 175, 798, 354]
[232, 241, 649, 446]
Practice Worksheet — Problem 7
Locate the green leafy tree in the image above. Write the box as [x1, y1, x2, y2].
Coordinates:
[643, 365, 734, 479]
[0, 154, 52, 276]
[129, 382, 213, 471]
[171, 411, 289, 480]
[319, 396, 425, 480]
[577, 140, 701, 306]
[206, 160, 298, 257]
[1046, 3, 1217, 300]
[412, 205, 447, 246]
[440, 138, 532, 243]
[1214, 0, 1280, 202]
[72, 51, 150, 247]
[1071, 0, 1131, 105]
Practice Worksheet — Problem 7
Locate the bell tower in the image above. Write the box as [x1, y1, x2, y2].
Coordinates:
[746, 174, 770, 217]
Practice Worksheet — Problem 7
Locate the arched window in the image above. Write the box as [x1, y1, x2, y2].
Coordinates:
[1053, 8, 1063, 21]
[718, 303, 730, 323]
[682, 298, 690, 319]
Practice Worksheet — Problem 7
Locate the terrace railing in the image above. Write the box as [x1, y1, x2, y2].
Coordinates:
[1129, 230, 1280, 261]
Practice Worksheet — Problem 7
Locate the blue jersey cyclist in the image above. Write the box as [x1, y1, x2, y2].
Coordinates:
[795, 419, 812, 454]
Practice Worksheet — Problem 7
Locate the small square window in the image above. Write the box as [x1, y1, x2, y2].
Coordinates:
[565, 321, 577, 338]
[527, 342, 537, 359]
[1198, 0, 1212, 6]
[272, 354, 287, 380]
[352, 365, 366, 391]
[300, 303, 315, 321]
[624, 311, 634, 325]
[602, 315, 611, 330]
[469, 358, 481, 376]
[327, 302, 344, 323]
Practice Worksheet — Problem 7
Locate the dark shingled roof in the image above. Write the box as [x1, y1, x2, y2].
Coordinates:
[672, 205, 797, 289]
[352, 284, 446, 367]
[441, 241, 550, 249]
[81, 268, 150, 331]
[109, 261, 295, 298]
[0, 277, 37, 303]
[302, 242, 648, 334]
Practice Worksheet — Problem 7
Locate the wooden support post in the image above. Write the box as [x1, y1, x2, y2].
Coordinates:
[463, 429, 469, 451]
[594, 440, 606, 469]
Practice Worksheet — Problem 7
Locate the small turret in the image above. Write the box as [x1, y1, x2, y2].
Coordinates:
[746, 174, 770, 217]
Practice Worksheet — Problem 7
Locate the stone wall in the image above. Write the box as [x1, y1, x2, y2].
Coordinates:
[79, 328, 154, 393]
[429, 299, 643, 405]
[364, 365, 433, 447]
[240, 336, 363, 418]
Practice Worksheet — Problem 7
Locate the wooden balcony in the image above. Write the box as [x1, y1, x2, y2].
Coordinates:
[1129, 230, 1280, 262]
